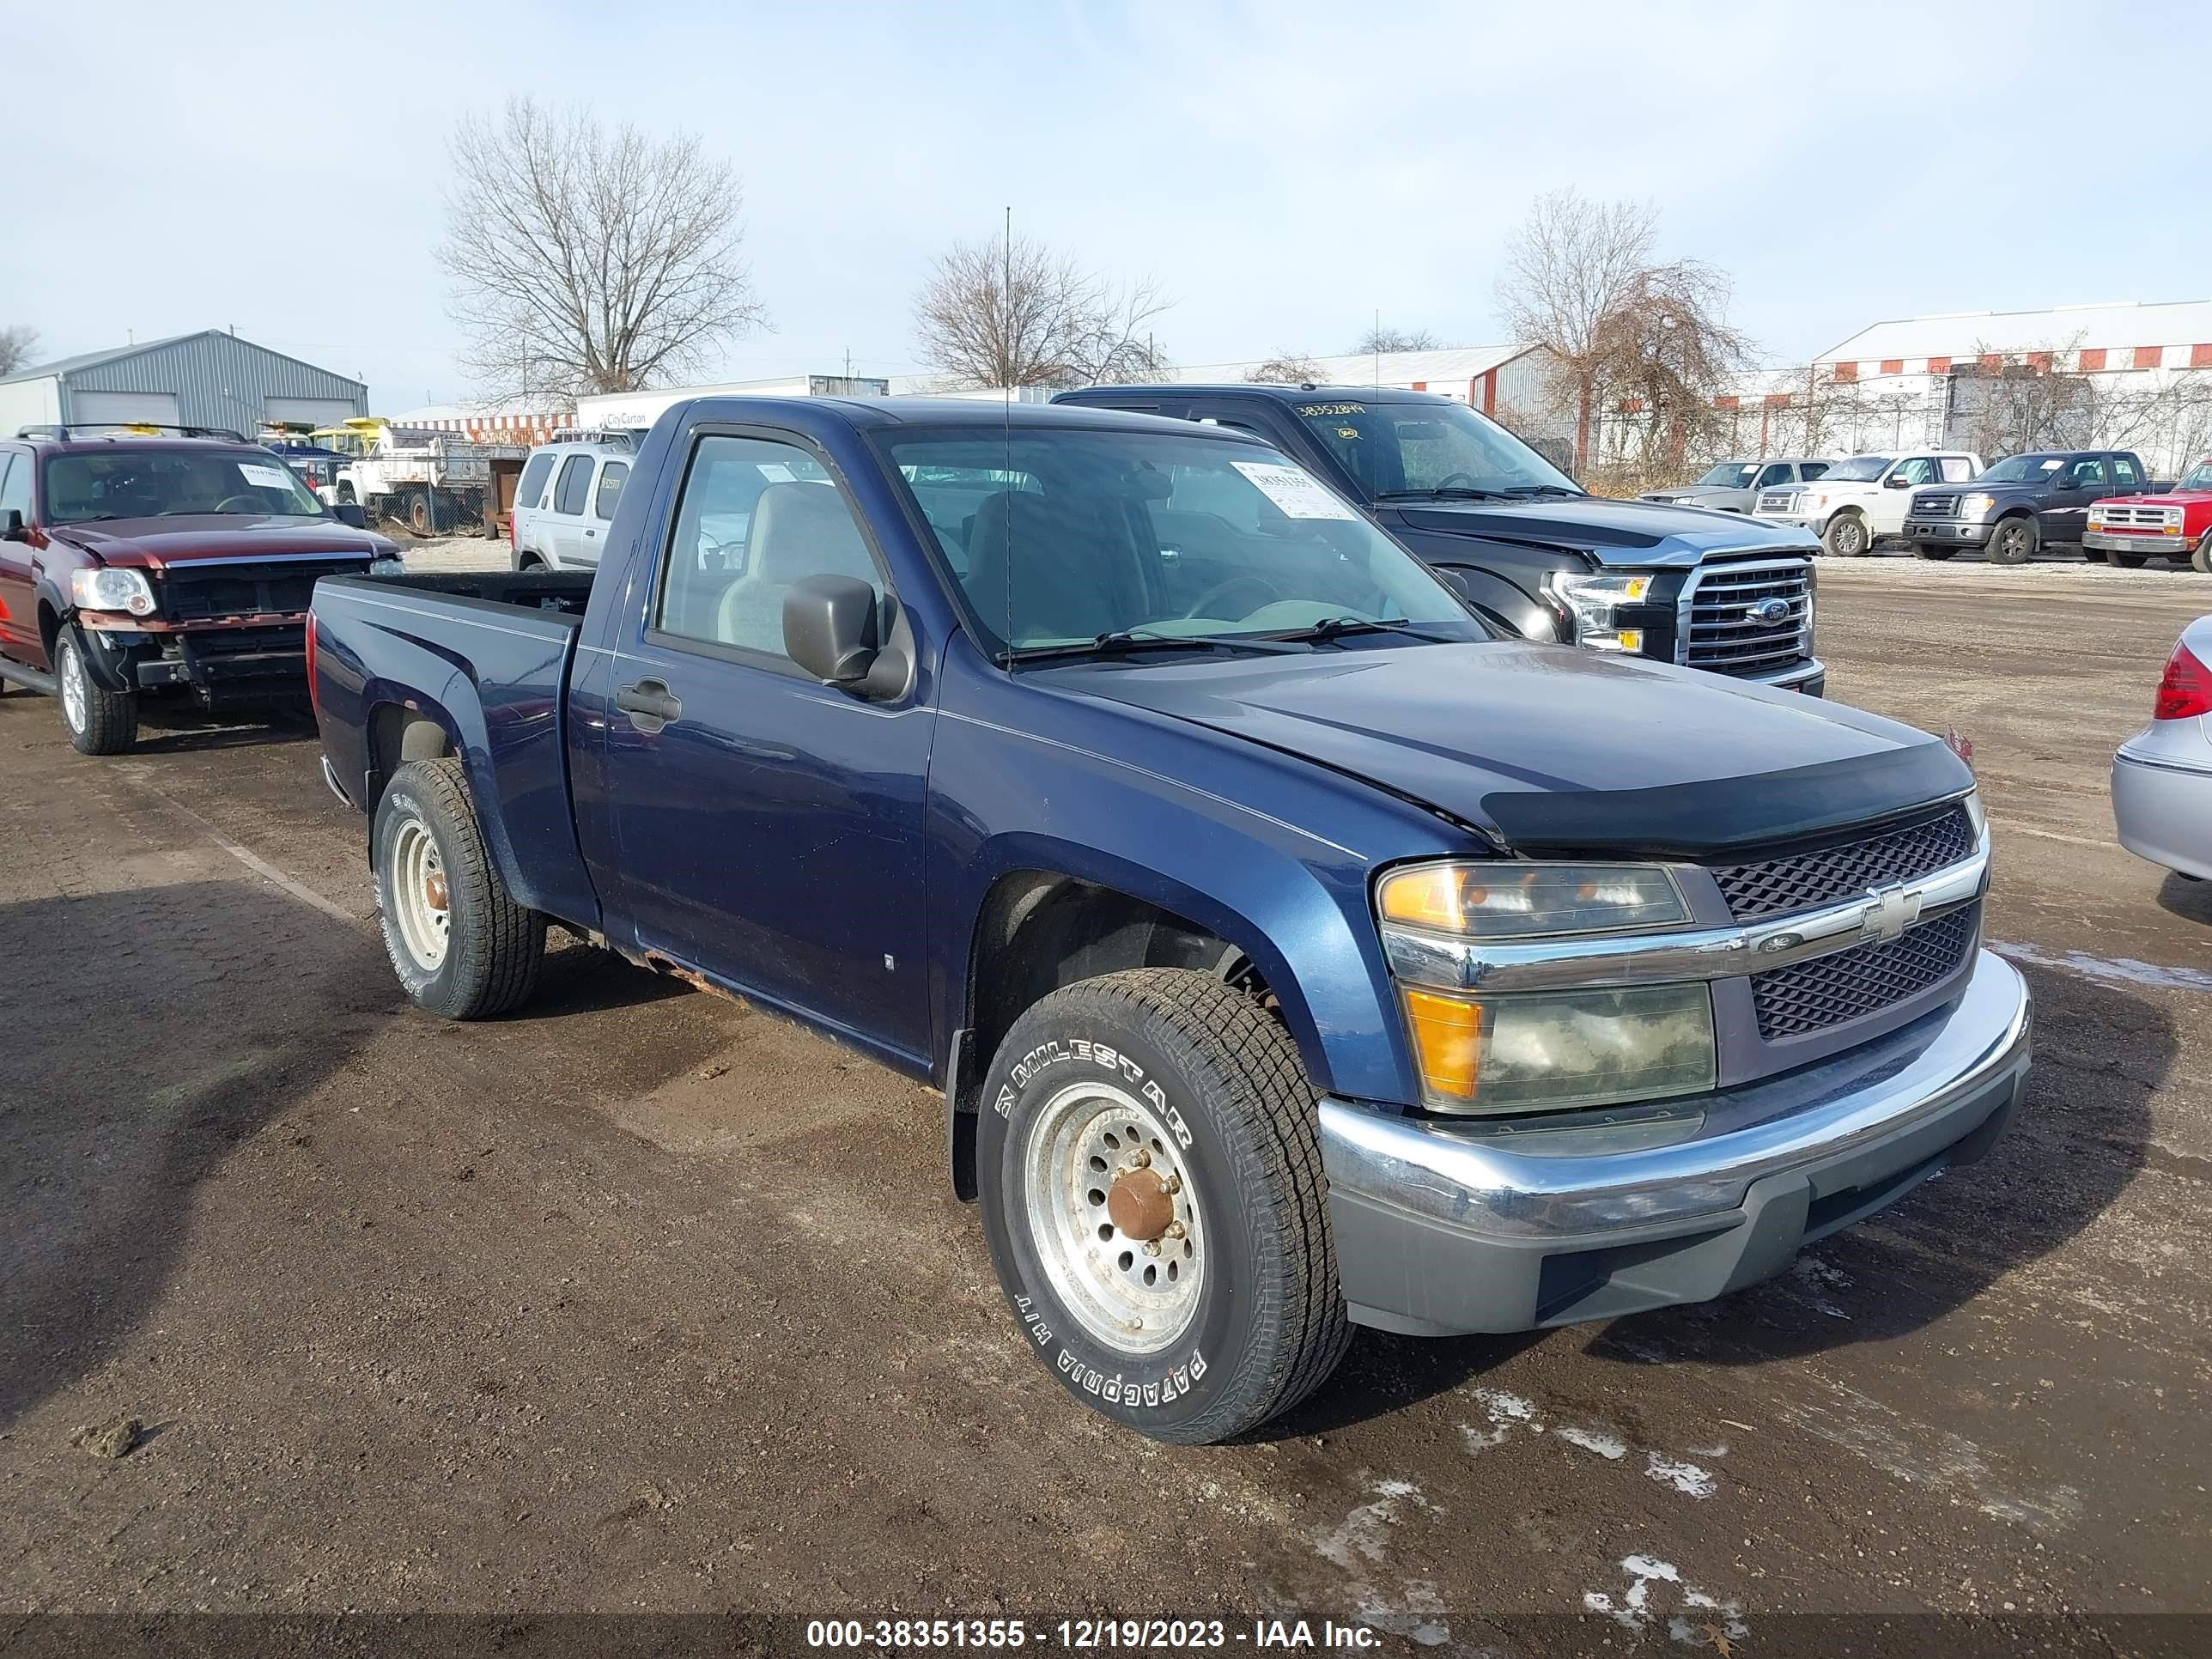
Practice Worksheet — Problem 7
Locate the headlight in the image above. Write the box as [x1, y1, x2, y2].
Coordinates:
[1547, 571, 1658, 653]
[1808, 491, 1830, 512]
[1378, 860, 1714, 1115]
[70, 567, 156, 617]
[1961, 493, 1996, 517]
[1400, 982, 1717, 1113]
[1963, 788, 1985, 837]
[1378, 861, 1689, 937]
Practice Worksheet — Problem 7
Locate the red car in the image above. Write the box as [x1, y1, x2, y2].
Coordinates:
[2085, 456, 2212, 571]
[0, 427, 397, 754]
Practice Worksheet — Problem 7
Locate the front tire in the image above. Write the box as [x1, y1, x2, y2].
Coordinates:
[2194, 535, 2212, 575]
[977, 968, 1350, 1444]
[56, 629, 138, 755]
[2106, 548, 2147, 569]
[374, 757, 545, 1018]
[1987, 515, 2039, 565]
[1822, 512, 1869, 557]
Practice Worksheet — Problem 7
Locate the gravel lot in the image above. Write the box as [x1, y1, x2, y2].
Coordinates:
[2, 558, 2207, 1654]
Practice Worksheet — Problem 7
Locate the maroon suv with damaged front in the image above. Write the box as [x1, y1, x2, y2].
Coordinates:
[0, 427, 397, 754]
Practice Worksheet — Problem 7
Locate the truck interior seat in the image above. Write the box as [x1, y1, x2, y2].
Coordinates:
[714, 481, 877, 653]
[963, 490, 1145, 644]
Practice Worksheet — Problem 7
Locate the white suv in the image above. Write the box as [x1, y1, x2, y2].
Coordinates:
[1754, 451, 1983, 557]
[511, 434, 635, 571]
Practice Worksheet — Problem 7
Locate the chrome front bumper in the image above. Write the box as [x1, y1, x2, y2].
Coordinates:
[1317, 950, 2032, 1335]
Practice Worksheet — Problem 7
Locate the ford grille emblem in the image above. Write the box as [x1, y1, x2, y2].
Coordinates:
[1747, 597, 1791, 624]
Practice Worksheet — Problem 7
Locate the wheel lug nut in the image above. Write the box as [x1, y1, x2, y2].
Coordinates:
[1165, 1220, 1186, 1239]
[1132, 1149, 1151, 1168]
[1143, 1240, 1162, 1257]
[1164, 1174, 1182, 1195]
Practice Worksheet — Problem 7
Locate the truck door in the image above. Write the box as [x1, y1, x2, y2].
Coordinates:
[0, 450, 45, 667]
[1875, 456, 1938, 532]
[547, 453, 596, 568]
[2045, 456, 2106, 544]
[598, 427, 934, 1066]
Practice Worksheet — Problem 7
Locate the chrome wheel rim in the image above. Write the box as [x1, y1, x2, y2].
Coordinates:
[390, 818, 450, 971]
[1023, 1079, 1205, 1357]
[1837, 520, 1863, 554]
[59, 641, 87, 732]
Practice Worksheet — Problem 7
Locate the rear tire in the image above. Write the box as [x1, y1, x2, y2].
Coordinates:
[56, 629, 138, 755]
[1821, 513, 1869, 557]
[1912, 542, 1957, 561]
[1986, 515, 2038, 565]
[2194, 535, 2212, 575]
[374, 757, 545, 1018]
[977, 967, 1351, 1444]
[407, 491, 433, 537]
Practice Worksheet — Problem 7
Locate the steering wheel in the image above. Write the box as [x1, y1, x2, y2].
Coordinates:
[1184, 574, 1283, 619]
[1431, 471, 1482, 491]
[212, 494, 266, 514]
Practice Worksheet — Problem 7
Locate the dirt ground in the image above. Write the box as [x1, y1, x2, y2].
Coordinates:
[2, 556, 2208, 1656]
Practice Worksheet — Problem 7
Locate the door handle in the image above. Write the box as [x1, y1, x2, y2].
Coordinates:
[616, 678, 681, 731]
[585, 528, 596, 538]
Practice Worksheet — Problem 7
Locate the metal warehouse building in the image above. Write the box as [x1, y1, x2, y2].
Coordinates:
[0, 329, 368, 438]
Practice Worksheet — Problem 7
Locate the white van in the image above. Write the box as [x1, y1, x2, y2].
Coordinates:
[510, 433, 636, 571]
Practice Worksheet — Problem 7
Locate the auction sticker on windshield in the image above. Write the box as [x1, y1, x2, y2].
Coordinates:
[236, 463, 295, 492]
[1231, 460, 1358, 520]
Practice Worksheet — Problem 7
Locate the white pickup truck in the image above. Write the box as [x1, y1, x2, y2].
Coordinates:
[1755, 451, 1983, 556]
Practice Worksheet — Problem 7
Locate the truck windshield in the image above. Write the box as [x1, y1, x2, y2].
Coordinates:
[2180, 461, 2212, 491]
[885, 429, 1485, 653]
[43, 447, 328, 523]
[1696, 462, 1759, 488]
[1976, 454, 2065, 483]
[1287, 399, 1581, 501]
[1823, 455, 1893, 483]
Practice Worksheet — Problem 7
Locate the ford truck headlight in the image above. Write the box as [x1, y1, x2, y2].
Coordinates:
[1961, 493, 1996, 518]
[70, 567, 156, 617]
[1377, 861, 1716, 1114]
[1546, 571, 1657, 653]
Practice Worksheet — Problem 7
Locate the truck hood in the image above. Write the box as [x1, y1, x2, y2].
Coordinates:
[1393, 495, 1814, 569]
[1042, 641, 1969, 858]
[2100, 489, 2209, 507]
[1639, 487, 1741, 507]
[48, 515, 394, 568]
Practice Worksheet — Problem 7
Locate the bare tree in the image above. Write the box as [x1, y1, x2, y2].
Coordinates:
[1351, 323, 1438, 355]
[1497, 189, 1749, 474]
[0, 326, 40, 377]
[913, 234, 1170, 389]
[1245, 351, 1326, 385]
[439, 99, 767, 399]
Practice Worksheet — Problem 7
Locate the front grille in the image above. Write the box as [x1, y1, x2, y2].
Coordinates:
[160, 558, 368, 623]
[1711, 804, 1975, 921]
[1914, 494, 1960, 518]
[1752, 905, 1978, 1039]
[1682, 560, 1812, 677]
[1755, 489, 1798, 514]
[2094, 505, 2176, 528]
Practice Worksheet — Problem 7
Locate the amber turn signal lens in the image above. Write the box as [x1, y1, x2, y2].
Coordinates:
[1401, 989, 1483, 1103]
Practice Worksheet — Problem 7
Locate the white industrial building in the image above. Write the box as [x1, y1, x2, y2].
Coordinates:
[0, 330, 367, 438]
[1677, 299, 2212, 475]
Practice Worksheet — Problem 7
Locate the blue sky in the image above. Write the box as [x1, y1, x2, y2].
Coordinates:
[9, 0, 2209, 408]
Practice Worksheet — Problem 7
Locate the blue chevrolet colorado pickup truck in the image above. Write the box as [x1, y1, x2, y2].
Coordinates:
[1056, 383, 1825, 694]
[310, 396, 2032, 1443]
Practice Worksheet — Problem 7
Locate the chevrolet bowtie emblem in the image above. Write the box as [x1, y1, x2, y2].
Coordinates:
[1858, 881, 1923, 945]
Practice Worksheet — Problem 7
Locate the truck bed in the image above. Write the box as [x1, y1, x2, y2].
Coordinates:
[310, 571, 601, 929]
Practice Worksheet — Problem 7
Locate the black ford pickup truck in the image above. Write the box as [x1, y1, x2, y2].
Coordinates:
[1905, 449, 2155, 564]
[1056, 383, 1824, 694]
[310, 395, 2027, 1443]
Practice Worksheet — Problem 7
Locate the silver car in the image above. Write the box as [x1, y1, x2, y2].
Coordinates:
[1643, 457, 1832, 514]
[2113, 615, 2212, 881]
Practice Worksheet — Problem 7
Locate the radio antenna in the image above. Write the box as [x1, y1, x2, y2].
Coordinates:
[1004, 205, 1015, 650]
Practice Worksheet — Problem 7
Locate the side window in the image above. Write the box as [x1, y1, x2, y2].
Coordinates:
[2066, 457, 2106, 490]
[516, 450, 556, 510]
[1755, 463, 1792, 489]
[655, 434, 878, 660]
[2112, 455, 2142, 489]
[552, 454, 593, 517]
[1799, 461, 1831, 481]
[1938, 457, 1974, 483]
[1891, 457, 1937, 487]
[0, 453, 27, 524]
[593, 460, 629, 521]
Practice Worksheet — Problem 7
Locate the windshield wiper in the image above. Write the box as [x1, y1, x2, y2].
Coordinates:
[1373, 486, 1511, 501]
[1494, 484, 1587, 499]
[1001, 629, 1305, 665]
[1264, 617, 1455, 646]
